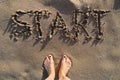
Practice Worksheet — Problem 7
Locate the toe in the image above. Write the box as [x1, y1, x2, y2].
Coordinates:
[62, 55, 66, 62]
[67, 57, 71, 64]
[48, 55, 52, 58]
[48, 55, 54, 62]
[63, 55, 72, 65]
[63, 55, 67, 60]
[44, 57, 49, 65]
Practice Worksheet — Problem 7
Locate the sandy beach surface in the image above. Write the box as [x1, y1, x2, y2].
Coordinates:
[0, 0, 120, 80]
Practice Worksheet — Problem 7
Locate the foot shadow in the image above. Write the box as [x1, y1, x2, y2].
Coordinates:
[41, 64, 49, 80]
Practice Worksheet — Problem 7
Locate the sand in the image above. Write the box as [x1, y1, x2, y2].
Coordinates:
[0, 0, 120, 80]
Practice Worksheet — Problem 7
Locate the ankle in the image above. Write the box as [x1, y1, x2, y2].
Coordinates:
[59, 76, 65, 80]
[45, 75, 55, 80]
[45, 77, 54, 80]
[59, 74, 67, 80]
[59, 76, 70, 80]
[45, 73, 55, 80]
[59, 71, 66, 78]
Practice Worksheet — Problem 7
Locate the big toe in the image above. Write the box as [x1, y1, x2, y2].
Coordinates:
[63, 55, 72, 66]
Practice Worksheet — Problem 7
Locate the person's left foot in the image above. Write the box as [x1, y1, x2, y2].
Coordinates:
[44, 55, 55, 80]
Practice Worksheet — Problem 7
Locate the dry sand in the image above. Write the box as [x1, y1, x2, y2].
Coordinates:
[0, 0, 120, 80]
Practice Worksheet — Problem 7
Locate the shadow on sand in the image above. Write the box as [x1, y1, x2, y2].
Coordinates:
[42, 0, 76, 15]
[3, 18, 13, 35]
[114, 0, 120, 10]
[41, 65, 48, 80]
[39, 36, 51, 51]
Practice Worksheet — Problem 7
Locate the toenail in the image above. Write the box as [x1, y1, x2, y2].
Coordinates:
[63, 56, 66, 59]
[49, 55, 52, 57]
[48, 55, 52, 59]
[63, 55, 66, 57]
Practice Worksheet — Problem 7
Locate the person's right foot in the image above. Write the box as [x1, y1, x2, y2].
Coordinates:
[59, 55, 72, 80]
[44, 55, 55, 80]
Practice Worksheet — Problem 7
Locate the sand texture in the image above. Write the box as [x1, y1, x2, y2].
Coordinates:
[0, 0, 120, 80]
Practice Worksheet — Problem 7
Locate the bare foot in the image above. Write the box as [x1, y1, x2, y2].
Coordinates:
[59, 55, 72, 80]
[44, 55, 55, 80]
